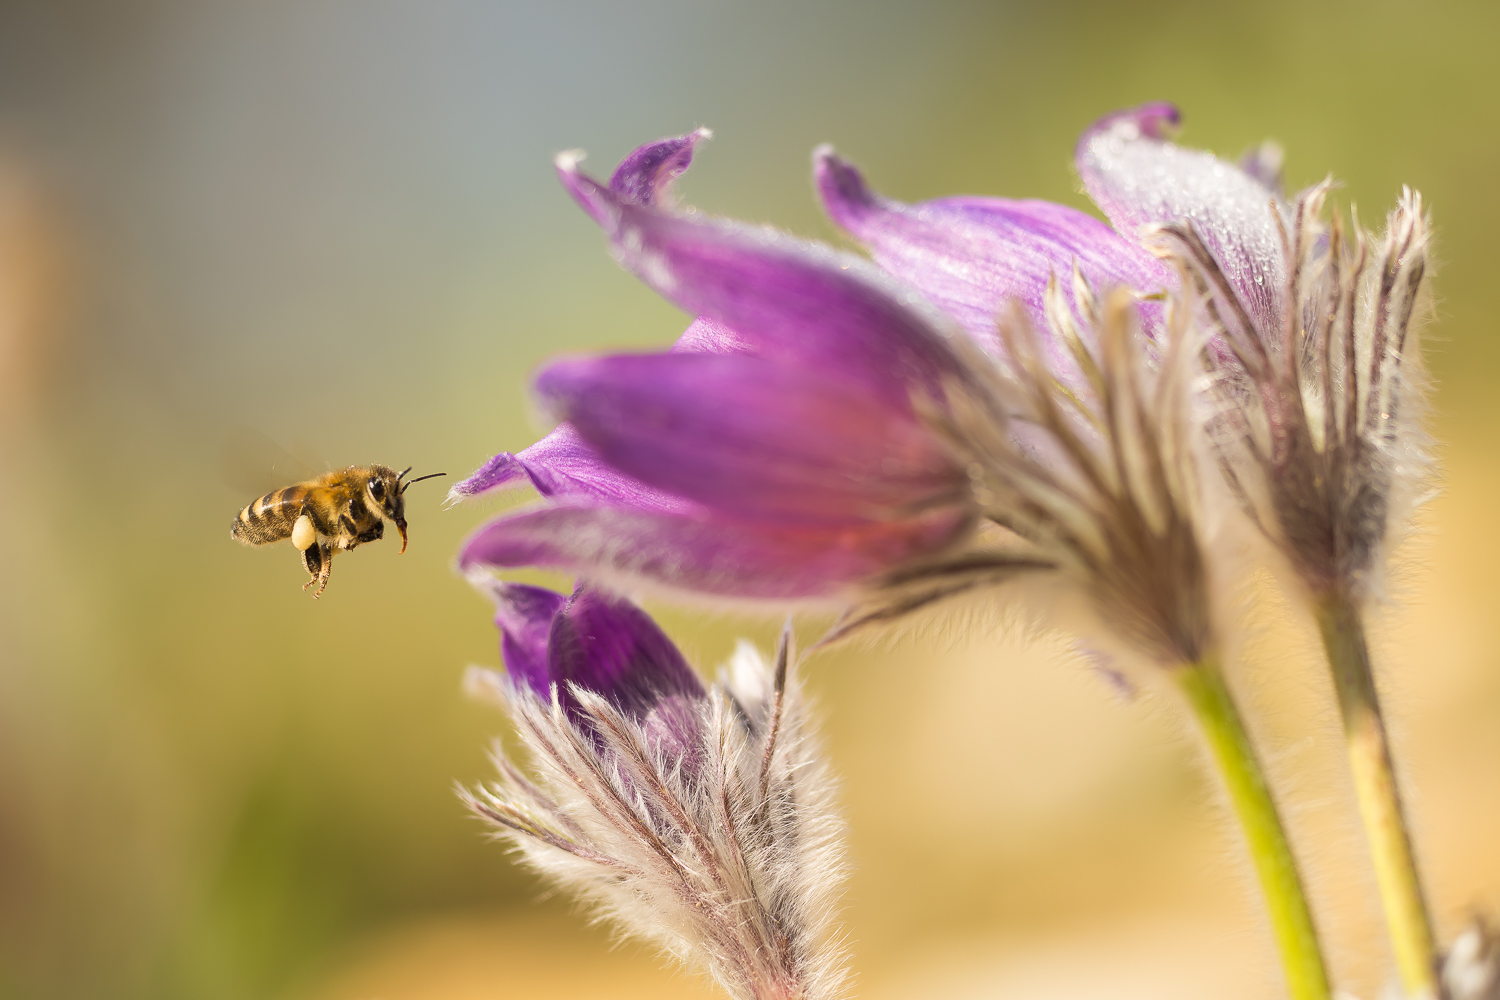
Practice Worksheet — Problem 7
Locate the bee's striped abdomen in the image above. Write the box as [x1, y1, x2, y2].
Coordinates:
[231, 486, 310, 545]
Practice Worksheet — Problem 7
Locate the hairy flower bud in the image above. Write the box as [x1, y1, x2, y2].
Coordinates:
[463, 584, 847, 1000]
[1080, 107, 1435, 606]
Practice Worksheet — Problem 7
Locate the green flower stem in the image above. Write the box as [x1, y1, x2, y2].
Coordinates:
[1316, 594, 1437, 999]
[1176, 657, 1332, 1000]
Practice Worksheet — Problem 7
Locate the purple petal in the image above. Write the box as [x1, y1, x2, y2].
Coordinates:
[449, 317, 752, 504]
[482, 580, 567, 698]
[536, 352, 963, 525]
[546, 585, 705, 722]
[557, 153, 977, 411]
[448, 449, 530, 500]
[1076, 103, 1286, 339]
[607, 128, 711, 207]
[458, 501, 973, 600]
[448, 423, 697, 512]
[814, 147, 1174, 356]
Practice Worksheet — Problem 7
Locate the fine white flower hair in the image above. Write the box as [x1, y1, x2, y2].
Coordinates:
[462, 626, 848, 1000]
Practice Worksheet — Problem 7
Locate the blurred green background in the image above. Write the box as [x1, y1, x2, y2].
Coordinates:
[1, 1, 1497, 998]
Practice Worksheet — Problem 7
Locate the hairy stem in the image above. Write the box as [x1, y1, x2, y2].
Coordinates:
[1316, 594, 1437, 998]
[1177, 657, 1331, 1000]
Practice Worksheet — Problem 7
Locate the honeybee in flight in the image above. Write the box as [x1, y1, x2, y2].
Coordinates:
[231, 465, 445, 597]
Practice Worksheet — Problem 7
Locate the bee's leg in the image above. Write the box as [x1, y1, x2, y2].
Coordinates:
[301, 542, 333, 597]
[301, 542, 323, 588]
[310, 543, 334, 598]
[355, 521, 383, 545]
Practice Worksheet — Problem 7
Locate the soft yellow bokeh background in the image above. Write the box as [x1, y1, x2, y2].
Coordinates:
[0, 2, 1496, 998]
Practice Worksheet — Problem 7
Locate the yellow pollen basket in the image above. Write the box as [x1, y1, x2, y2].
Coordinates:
[291, 514, 317, 551]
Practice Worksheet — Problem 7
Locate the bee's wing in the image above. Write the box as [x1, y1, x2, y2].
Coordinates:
[218, 425, 319, 497]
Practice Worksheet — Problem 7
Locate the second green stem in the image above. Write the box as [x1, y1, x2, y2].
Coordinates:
[1316, 594, 1437, 999]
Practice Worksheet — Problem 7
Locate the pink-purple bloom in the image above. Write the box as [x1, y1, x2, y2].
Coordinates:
[454, 128, 983, 599]
[451, 104, 1325, 610]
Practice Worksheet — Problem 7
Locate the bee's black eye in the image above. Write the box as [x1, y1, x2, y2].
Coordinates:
[369, 480, 385, 501]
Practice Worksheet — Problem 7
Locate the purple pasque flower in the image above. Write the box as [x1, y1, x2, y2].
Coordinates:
[454, 128, 999, 601]
[464, 585, 847, 1000]
[452, 125, 1170, 606]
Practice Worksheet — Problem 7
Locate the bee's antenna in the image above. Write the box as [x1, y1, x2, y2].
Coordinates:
[397, 466, 414, 481]
[401, 471, 447, 494]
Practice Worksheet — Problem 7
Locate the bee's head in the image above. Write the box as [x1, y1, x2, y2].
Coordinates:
[368, 466, 445, 553]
